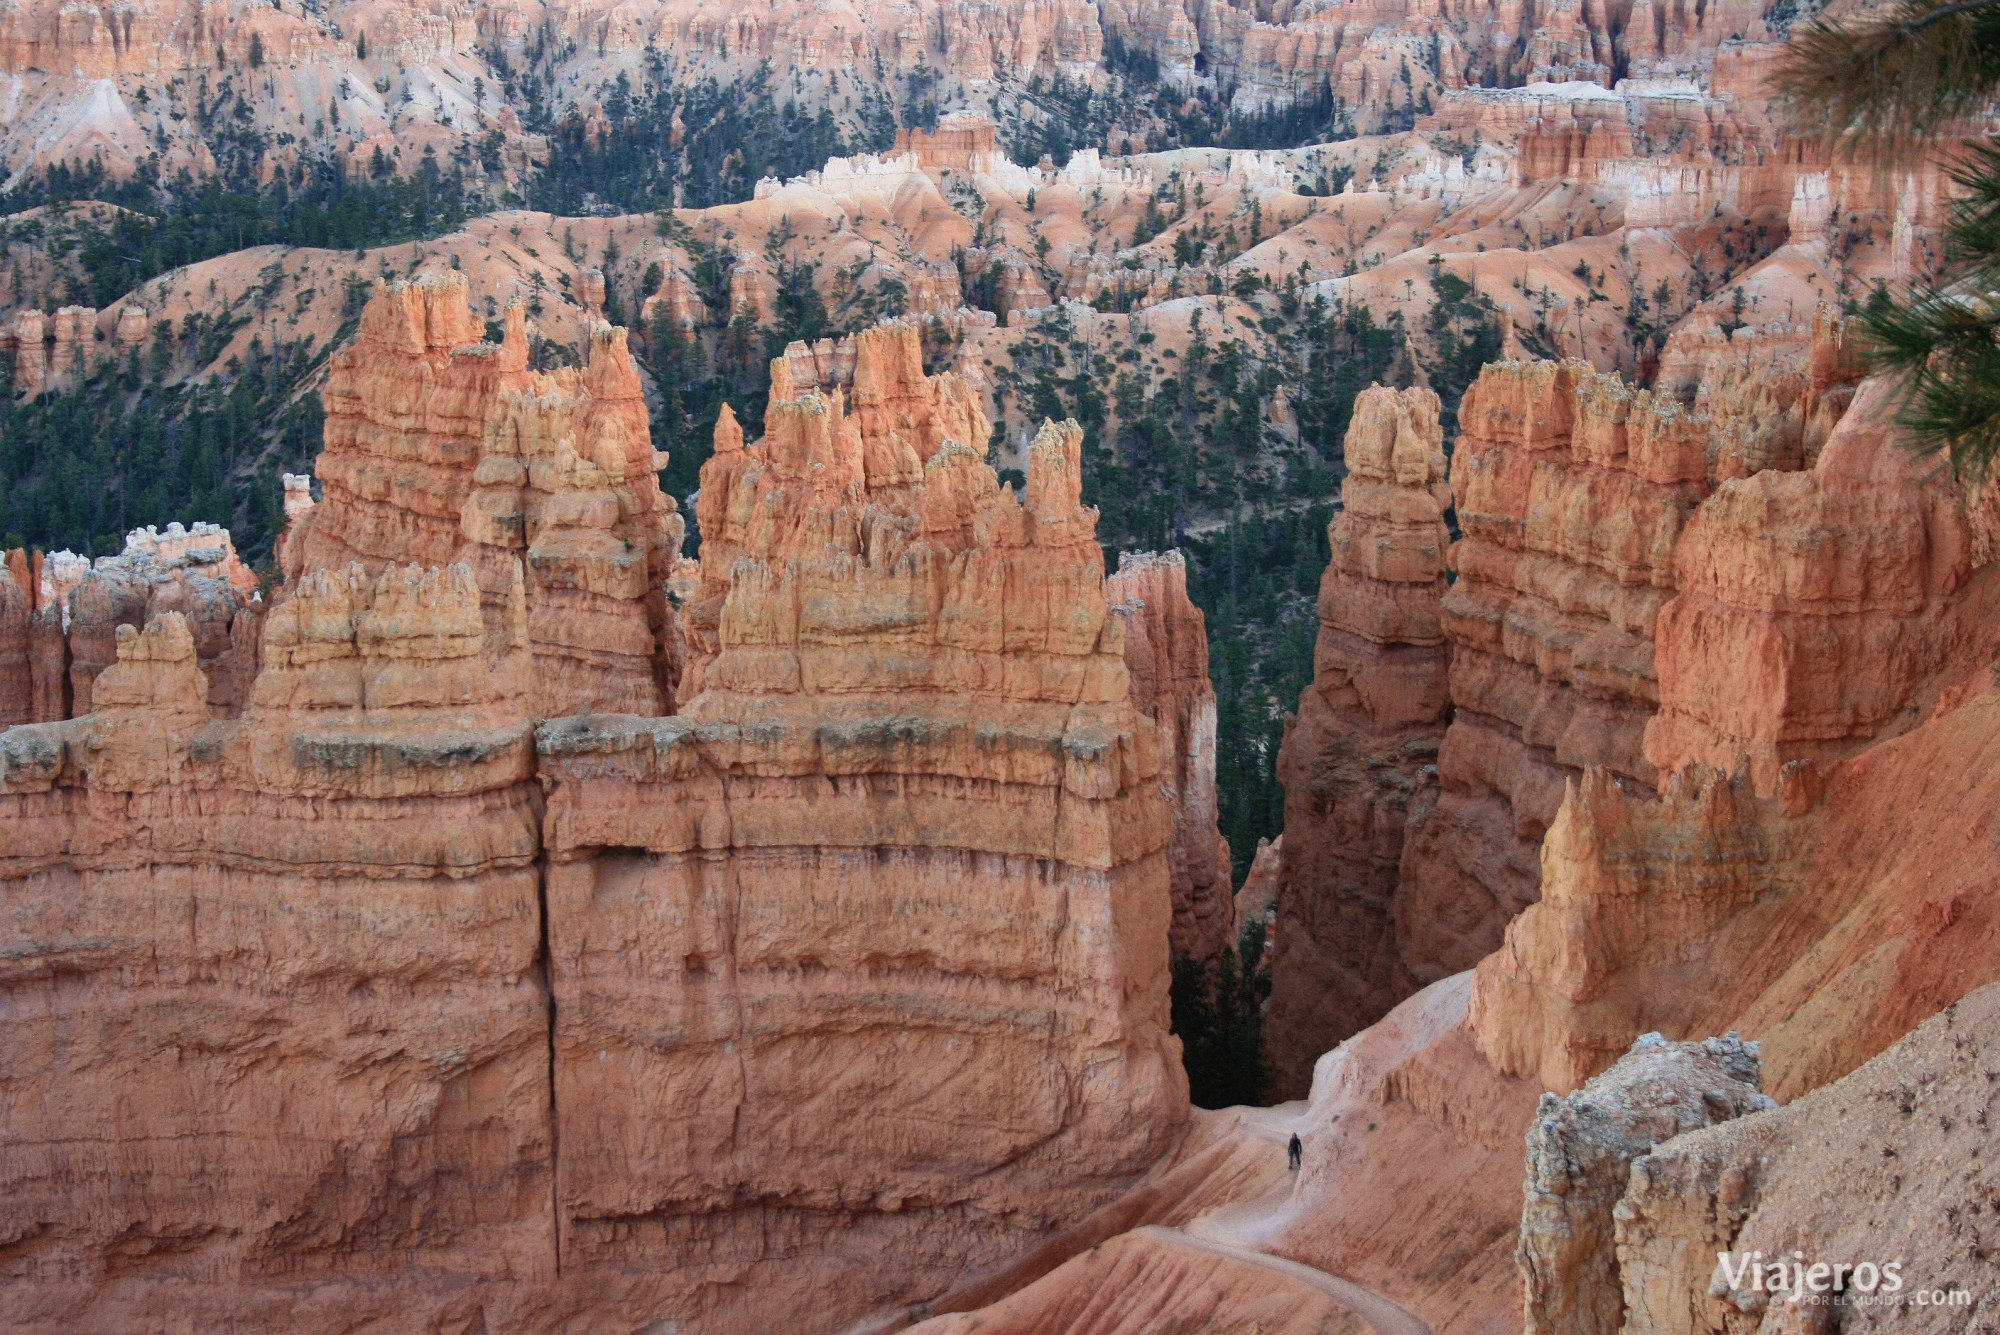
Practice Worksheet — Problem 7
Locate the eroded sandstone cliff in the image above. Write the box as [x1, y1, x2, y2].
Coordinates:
[1267, 385, 1452, 1092]
[0, 586, 554, 1332]
[289, 272, 683, 717]
[0, 298, 1188, 1333]
[918, 346, 2000, 1335]
[1108, 548, 1234, 967]
[533, 322, 1188, 1325]
[1404, 359, 1712, 966]
[1468, 380, 2000, 1100]
[1271, 337, 1880, 1084]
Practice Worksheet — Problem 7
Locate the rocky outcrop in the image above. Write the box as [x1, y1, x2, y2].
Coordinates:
[1695, 306, 1866, 480]
[0, 575, 553, 1333]
[1268, 385, 1452, 1095]
[12, 523, 260, 719]
[1398, 360, 1710, 981]
[641, 264, 708, 330]
[289, 274, 683, 717]
[1517, 1032, 1773, 1335]
[1644, 380, 2000, 788]
[1108, 549, 1233, 967]
[896, 114, 1008, 173]
[534, 322, 1184, 1329]
[1468, 382, 2000, 1100]
[1615, 984, 2000, 1334]
[5, 305, 102, 396]
[0, 310, 1188, 1333]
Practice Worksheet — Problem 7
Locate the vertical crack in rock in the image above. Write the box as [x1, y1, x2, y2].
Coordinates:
[538, 843, 563, 1279]
[534, 320, 1188, 1327]
[0, 293, 1194, 1332]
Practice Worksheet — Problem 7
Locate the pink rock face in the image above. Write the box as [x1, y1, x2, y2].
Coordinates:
[1267, 346, 1880, 1096]
[0, 554, 30, 726]
[1644, 379, 2000, 789]
[34, 523, 260, 719]
[1267, 386, 1453, 1096]
[292, 274, 683, 717]
[0, 313, 1188, 1333]
[536, 326, 1185, 1329]
[1471, 391, 2000, 1100]
[1398, 360, 1711, 985]
[1107, 549, 1233, 967]
[0, 584, 555, 1334]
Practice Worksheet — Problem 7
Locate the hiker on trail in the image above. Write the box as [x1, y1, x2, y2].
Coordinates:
[1287, 1133, 1302, 1171]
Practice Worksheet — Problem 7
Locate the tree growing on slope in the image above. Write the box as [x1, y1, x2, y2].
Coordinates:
[1778, 0, 2000, 476]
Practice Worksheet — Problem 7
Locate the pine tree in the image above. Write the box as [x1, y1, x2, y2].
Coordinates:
[1777, 0, 2000, 476]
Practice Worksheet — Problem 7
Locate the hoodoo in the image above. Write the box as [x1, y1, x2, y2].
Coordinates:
[0, 293, 1185, 1333]
[7, 0, 2000, 1327]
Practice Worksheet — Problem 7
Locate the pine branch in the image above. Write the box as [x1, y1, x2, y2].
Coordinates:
[1773, 0, 2000, 151]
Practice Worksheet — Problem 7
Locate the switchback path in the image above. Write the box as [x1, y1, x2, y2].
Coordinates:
[1134, 1225, 1437, 1335]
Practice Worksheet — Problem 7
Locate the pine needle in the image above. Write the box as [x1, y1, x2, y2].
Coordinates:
[1773, 0, 2000, 153]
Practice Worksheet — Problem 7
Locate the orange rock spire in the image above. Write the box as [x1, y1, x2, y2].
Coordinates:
[290, 274, 683, 717]
[1267, 385, 1453, 1093]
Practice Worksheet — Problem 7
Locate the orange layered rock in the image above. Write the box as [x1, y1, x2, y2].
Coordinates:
[882, 355, 2000, 1335]
[1, 302, 1188, 1331]
[1644, 379, 2000, 788]
[289, 274, 683, 716]
[1693, 304, 1867, 480]
[0, 574, 553, 1333]
[532, 321, 1186, 1330]
[1267, 386, 1453, 1095]
[1470, 390, 2000, 1100]
[1108, 549, 1233, 967]
[39, 523, 260, 718]
[0, 554, 30, 725]
[1398, 360, 1710, 977]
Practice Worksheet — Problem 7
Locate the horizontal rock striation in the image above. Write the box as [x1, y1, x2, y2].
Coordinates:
[1469, 389, 2000, 1100]
[1, 312, 1190, 1332]
[530, 323, 1185, 1326]
[1268, 385, 1452, 1095]
[288, 273, 683, 717]
[0, 590, 554, 1333]
[1400, 359, 1711, 997]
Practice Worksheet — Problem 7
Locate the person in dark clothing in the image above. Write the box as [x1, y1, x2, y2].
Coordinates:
[1287, 1132, 1302, 1171]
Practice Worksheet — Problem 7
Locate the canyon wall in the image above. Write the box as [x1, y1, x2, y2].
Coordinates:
[0, 589, 556, 1332]
[1401, 359, 1709, 958]
[1267, 385, 1452, 1091]
[0, 0, 1832, 189]
[1271, 328, 1911, 1094]
[1272, 360, 1717, 1092]
[1107, 548, 1234, 966]
[0, 298, 1188, 1331]
[532, 323, 1187, 1325]
[905, 358, 2000, 1335]
[1469, 381, 2000, 1100]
